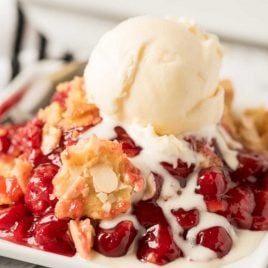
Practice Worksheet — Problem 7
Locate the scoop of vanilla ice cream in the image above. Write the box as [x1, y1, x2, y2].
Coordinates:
[84, 16, 224, 135]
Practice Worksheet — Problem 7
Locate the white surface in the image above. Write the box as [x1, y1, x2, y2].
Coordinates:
[0, 240, 103, 268]
[20, 0, 268, 46]
[0, 0, 40, 90]
[221, 43, 268, 112]
[0, 0, 16, 89]
[1, 0, 268, 89]
[0, 231, 266, 268]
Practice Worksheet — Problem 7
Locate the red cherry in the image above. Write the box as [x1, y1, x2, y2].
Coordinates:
[33, 163, 59, 181]
[205, 199, 228, 215]
[51, 89, 69, 106]
[9, 119, 44, 159]
[145, 173, 163, 201]
[196, 226, 232, 258]
[0, 132, 11, 153]
[231, 152, 268, 182]
[226, 186, 255, 229]
[196, 167, 228, 197]
[0, 204, 30, 230]
[13, 216, 34, 243]
[1, 124, 25, 156]
[114, 127, 142, 157]
[184, 136, 208, 151]
[185, 136, 223, 167]
[34, 213, 75, 256]
[22, 118, 43, 149]
[260, 173, 268, 190]
[137, 224, 183, 265]
[134, 201, 167, 228]
[251, 190, 268, 230]
[0, 176, 24, 203]
[171, 208, 199, 230]
[25, 164, 59, 215]
[161, 159, 195, 181]
[27, 148, 51, 167]
[94, 221, 137, 257]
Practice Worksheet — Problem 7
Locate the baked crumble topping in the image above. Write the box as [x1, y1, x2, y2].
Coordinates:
[38, 77, 101, 154]
[53, 135, 144, 220]
[221, 79, 268, 154]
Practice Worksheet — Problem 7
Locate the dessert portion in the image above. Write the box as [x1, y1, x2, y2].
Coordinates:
[0, 16, 267, 267]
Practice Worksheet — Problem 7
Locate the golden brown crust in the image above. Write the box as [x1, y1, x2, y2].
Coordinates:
[69, 219, 95, 259]
[53, 136, 144, 220]
[38, 77, 101, 154]
[220, 80, 239, 139]
[221, 80, 268, 154]
[0, 155, 31, 205]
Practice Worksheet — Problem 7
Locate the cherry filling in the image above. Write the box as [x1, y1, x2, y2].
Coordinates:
[0, 204, 30, 231]
[0, 175, 24, 203]
[135, 201, 183, 265]
[134, 201, 183, 265]
[34, 213, 75, 256]
[0, 85, 101, 257]
[196, 167, 229, 197]
[94, 221, 137, 257]
[0, 204, 34, 245]
[25, 164, 59, 216]
[161, 159, 195, 180]
[252, 190, 268, 230]
[231, 152, 268, 182]
[161, 159, 195, 188]
[51, 89, 69, 107]
[134, 201, 167, 228]
[0, 125, 20, 156]
[0, 95, 267, 266]
[147, 173, 164, 201]
[10, 118, 44, 158]
[137, 224, 183, 266]
[196, 150, 268, 231]
[226, 186, 255, 229]
[114, 126, 142, 157]
[196, 227, 232, 258]
[0, 132, 11, 154]
[171, 208, 199, 231]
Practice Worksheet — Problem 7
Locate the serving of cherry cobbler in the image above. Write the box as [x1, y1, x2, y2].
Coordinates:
[0, 16, 267, 268]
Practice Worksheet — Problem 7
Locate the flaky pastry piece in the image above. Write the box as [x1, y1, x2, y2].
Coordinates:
[220, 80, 238, 138]
[236, 108, 268, 153]
[0, 155, 32, 205]
[53, 135, 144, 220]
[221, 80, 268, 153]
[38, 77, 100, 155]
[69, 219, 95, 259]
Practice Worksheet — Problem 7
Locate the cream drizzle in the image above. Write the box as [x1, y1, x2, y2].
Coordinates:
[81, 115, 264, 265]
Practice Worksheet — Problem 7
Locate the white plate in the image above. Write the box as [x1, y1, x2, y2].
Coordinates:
[0, 233, 267, 268]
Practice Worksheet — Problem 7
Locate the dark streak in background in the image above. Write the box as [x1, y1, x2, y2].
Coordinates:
[38, 33, 47, 60]
[11, 2, 25, 80]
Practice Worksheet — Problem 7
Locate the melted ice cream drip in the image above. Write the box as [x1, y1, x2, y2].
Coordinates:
[82, 116, 241, 262]
[100, 211, 141, 231]
[191, 125, 240, 170]
[158, 172, 237, 261]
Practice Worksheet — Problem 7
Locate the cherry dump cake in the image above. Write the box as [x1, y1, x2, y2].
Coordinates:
[0, 16, 267, 267]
